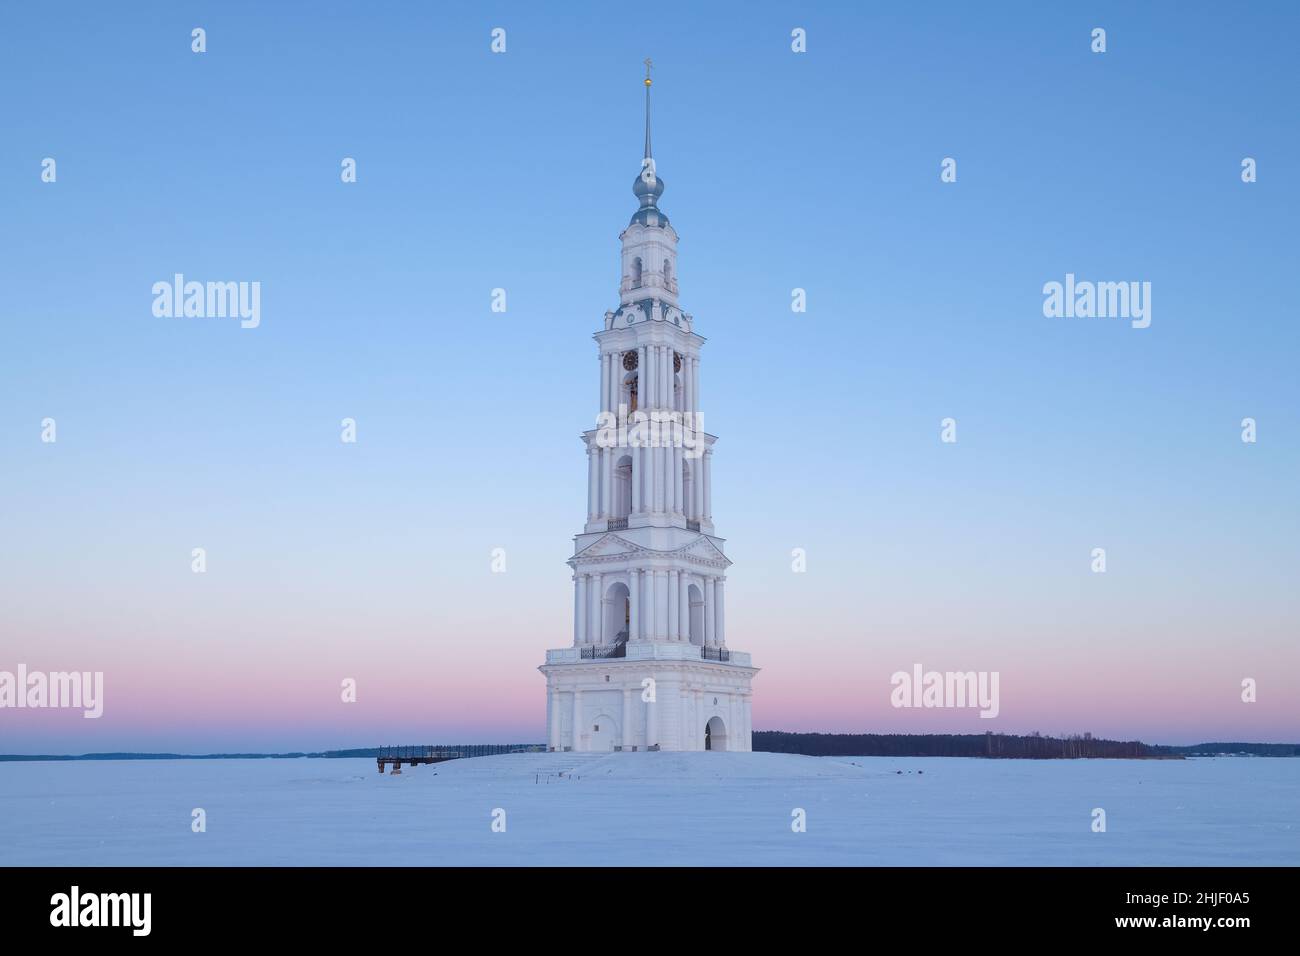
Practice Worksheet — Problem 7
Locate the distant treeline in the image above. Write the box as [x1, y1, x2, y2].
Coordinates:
[1148, 742, 1299, 758]
[0, 745, 545, 762]
[0, 752, 317, 762]
[750, 732, 1123, 759]
[754, 732, 1300, 759]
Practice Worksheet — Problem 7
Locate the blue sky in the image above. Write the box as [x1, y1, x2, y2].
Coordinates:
[1, 1, 1297, 751]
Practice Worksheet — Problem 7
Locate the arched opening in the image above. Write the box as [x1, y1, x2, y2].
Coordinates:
[663, 259, 673, 288]
[631, 257, 643, 288]
[604, 582, 630, 645]
[590, 714, 619, 752]
[688, 582, 704, 645]
[622, 371, 639, 416]
[613, 455, 633, 518]
[705, 716, 727, 751]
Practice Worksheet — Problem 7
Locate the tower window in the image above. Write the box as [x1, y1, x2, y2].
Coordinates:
[631, 257, 643, 287]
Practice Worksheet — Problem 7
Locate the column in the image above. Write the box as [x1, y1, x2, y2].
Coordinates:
[644, 445, 653, 515]
[599, 352, 608, 414]
[592, 573, 604, 643]
[681, 353, 691, 413]
[647, 346, 657, 409]
[648, 571, 658, 639]
[628, 569, 640, 641]
[715, 578, 726, 647]
[611, 352, 621, 414]
[672, 445, 683, 515]
[662, 345, 670, 409]
[682, 352, 692, 420]
[661, 443, 670, 515]
[601, 449, 612, 518]
[641, 569, 652, 641]
[657, 570, 670, 640]
[587, 445, 598, 521]
[631, 444, 641, 513]
[638, 345, 649, 410]
[549, 689, 561, 750]
[667, 570, 679, 641]
[695, 691, 705, 749]
[609, 352, 619, 415]
[678, 573, 689, 642]
[621, 688, 633, 750]
[661, 446, 669, 513]
[645, 345, 656, 409]
[743, 694, 753, 751]
[693, 453, 704, 520]
[663, 347, 672, 411]
[575, 575, 588, 645]
[611, 352, 620, 414]
[704, 576, 716, 646]
[642, 569, 653, 641]
[651, 446, 661, 514]
[691, 356, 702, 416]
[702, 449, 712, 522]
[645, 690, 657, 749]
[650, 447, 660, 515]
[684, 458, 693, 521]
[571, 690, 582, 751]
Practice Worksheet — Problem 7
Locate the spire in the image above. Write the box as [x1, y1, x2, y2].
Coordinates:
[631, 58, 667, 225]
[643, 57, 653, 160]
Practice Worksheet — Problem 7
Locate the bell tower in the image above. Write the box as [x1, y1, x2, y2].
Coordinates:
[539, 64, 757, 754]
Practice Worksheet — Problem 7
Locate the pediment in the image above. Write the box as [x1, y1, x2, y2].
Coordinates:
[570, 531, 731, 569]
[572, 533, 643, 561]
[672, 536, 731, 566]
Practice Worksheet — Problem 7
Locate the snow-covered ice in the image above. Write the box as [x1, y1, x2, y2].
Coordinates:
[1, 751, 1296, 865]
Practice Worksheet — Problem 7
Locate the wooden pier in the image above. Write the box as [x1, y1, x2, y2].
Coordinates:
[376, 744, 545, 774]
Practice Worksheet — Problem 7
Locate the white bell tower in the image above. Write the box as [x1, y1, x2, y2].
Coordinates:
[539, 63, 757, 753]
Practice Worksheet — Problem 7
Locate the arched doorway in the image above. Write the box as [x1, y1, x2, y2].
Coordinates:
[590, 715, 618, 751]
[705, 716, 727, 751]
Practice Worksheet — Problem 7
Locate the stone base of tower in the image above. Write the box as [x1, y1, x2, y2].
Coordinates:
[540, 645, 756, 753]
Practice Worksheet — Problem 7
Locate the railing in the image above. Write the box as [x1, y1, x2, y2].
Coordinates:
[686, 519, 700, 532]
[581, 643, 627, 659]
[377, 744, 545, 760]
[607, 517, 628, 531]
[701, 647, 731, 662]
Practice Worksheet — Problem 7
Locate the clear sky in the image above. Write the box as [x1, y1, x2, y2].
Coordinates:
[2, 2, 1297, 752]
